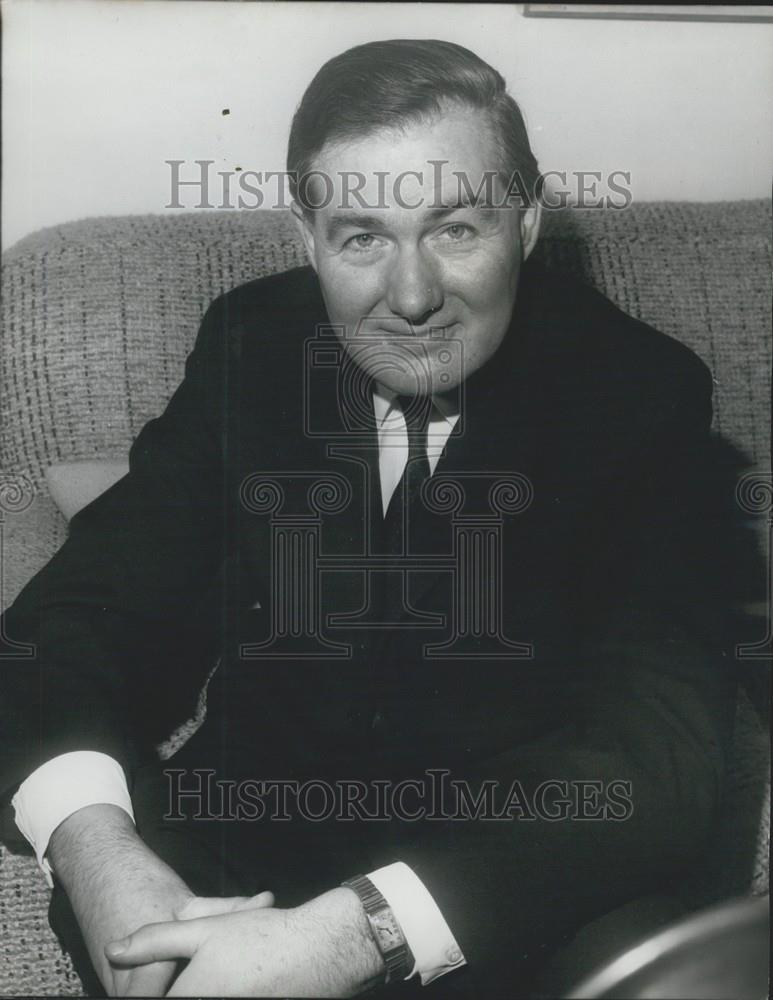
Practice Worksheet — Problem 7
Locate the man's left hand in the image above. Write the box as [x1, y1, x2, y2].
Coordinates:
[105, 886, 387, 997]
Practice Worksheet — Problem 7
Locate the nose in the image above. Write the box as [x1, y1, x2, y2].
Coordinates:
[384, 245, 443, 328]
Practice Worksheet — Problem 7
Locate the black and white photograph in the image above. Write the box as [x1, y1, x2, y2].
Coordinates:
[0, 2, 770, 997]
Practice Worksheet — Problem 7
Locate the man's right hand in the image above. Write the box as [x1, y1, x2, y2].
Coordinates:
[48, 802, 195, 997]
[47, 803, 275, 996]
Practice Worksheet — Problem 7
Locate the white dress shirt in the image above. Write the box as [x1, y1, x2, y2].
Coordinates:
[12, 386, 466, 984]
[372, 381, 461, 514]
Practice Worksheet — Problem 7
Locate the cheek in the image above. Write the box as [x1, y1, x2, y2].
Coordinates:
[456, 263, 519, 323]
[452, 258, 519, 363]
[481, 247, 520, 294]
[319, 261, 382, 320]
[447, 241, 520, 306]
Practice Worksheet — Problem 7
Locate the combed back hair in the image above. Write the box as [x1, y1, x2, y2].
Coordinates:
[287, 39, 539, 203]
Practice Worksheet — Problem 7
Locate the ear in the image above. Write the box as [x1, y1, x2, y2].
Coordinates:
[519, 201, 542, 261]
[291, 201, 319, 272]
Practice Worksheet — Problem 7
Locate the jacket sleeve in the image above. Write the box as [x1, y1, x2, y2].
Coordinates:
[391, 359, 740, 986]
[0, 295, 232, 805]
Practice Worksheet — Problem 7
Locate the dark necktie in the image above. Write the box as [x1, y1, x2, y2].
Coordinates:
[373, 394, 433, 628]
[382, 394, 433, 556]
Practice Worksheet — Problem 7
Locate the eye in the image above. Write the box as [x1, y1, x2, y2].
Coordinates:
[440, 223, 474, 242]
[345, 233, 379, 251]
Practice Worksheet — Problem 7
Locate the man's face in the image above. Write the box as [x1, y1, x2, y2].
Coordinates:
[294, 104, 540, 397]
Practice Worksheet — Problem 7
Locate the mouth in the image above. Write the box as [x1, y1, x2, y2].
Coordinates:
[364, 321, 457, 339]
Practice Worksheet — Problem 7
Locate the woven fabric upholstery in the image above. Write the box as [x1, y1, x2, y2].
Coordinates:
[1, 212, 309, 490]
[0, 203, 770, 997]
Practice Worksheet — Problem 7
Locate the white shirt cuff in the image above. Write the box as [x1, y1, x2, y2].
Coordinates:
[11, 751, 135, 887]
[367, 861, 467, 985]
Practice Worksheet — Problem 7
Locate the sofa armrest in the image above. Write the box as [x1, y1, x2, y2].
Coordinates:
[1, 485, 68, 615]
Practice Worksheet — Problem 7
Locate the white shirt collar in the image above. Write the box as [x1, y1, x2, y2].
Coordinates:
[372, 380, 459, 430]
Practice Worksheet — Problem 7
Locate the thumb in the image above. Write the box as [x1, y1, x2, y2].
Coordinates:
[176, 890, 275, 919]
[106, 918, 203, 967]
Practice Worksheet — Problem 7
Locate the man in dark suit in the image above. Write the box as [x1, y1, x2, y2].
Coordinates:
[1, 39, 737, 997]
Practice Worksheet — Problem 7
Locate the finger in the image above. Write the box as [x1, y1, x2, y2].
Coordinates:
[235, 890, 275, 911]
[118, 960, 177, 998]
[176, 895, 253, 919]
[176, 890, 274, 919]
[106, 918, 203, 966]
[166, 965, 209, 998]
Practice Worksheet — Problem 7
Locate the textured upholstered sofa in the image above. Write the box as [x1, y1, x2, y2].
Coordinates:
[1, 203, 770, 996]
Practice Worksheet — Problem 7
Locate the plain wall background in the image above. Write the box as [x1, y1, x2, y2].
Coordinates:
[3, 0, 772, 249]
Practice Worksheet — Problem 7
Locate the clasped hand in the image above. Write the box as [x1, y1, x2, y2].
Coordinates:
[105, 886, 385, 997]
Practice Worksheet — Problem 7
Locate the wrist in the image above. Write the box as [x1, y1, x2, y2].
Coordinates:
[48, 803, 138, 884]
[48, 803, 191, 905]
[300, 888, 386, 994]
[342, 874, 417, 986]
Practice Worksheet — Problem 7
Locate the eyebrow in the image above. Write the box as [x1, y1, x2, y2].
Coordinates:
[324, 199, 496, 241]
[426, 199, 497, 216]
[325, 214, 388, 240]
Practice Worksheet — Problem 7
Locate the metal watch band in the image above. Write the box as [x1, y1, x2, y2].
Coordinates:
[342, 874, 415, 984]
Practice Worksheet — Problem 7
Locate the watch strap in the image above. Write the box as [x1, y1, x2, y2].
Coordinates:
[342, 874, 415, 983]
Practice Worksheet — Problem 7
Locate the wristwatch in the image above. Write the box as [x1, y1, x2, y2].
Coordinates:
[342, 874, 415, 984]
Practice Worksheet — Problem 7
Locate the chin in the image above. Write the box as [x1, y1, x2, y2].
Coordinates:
[380, 366, 464, 397]
[342, 343, 436, 393]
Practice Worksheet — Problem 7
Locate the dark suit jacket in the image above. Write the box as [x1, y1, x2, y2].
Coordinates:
[0, 261, 738, 987]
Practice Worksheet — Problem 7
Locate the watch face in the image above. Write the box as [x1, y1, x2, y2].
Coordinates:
[371, 909, 404, 949]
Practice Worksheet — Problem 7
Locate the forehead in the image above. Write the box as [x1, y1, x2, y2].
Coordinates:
[306, 106, 504, 213]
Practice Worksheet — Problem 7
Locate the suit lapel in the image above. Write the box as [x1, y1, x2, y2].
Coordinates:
[403, 275, 544, 621]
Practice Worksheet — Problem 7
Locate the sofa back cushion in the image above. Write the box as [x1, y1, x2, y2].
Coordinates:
[2, 203, 769, 489]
